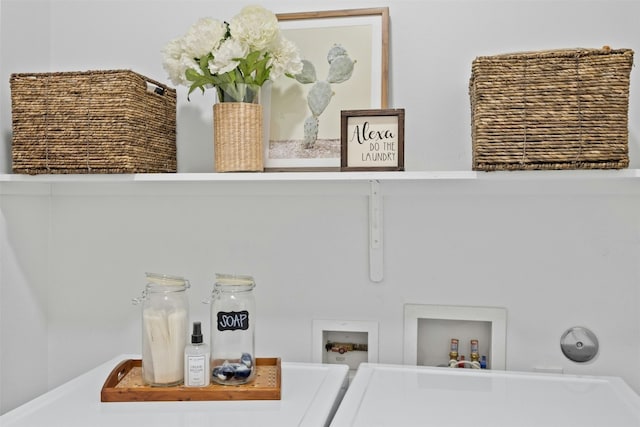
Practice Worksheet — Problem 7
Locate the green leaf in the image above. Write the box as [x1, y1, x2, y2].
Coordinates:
[253, 56, 271, 86]
[187, 81, 205, 101]
[185, 68, 201, 81]
[234, 68, 244, 83]
[199, 56, 209, 73]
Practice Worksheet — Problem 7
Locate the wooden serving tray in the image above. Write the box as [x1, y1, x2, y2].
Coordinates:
[101, 358, 281, 402]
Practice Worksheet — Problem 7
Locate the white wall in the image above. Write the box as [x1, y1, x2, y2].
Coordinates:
[1, 0, 640, 415]
[3, 0, 638, 173]
[0, 187, 50, 414]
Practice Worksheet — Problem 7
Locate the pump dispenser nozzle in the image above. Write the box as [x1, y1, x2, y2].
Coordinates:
[191, 321, 203, 344]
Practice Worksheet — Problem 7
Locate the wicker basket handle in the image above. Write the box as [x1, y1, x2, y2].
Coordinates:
[140, 74, 171, 97]
[145, 80, 167, 96]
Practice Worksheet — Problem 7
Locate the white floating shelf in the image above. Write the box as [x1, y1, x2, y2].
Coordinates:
[0, 168, 638, 184]
[1, 170, 639, 200]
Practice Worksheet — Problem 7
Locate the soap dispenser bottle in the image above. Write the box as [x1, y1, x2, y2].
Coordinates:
[184, 321, 210, 387]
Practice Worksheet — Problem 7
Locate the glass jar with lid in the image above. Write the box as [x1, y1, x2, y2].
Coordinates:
[209, 273, 256, 385]
[134, 272, 190, 386]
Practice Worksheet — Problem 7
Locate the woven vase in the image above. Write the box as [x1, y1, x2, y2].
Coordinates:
[213, 82, 264, 172]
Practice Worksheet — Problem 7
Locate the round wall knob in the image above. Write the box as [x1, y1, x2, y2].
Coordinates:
[560, 326, 599, 363]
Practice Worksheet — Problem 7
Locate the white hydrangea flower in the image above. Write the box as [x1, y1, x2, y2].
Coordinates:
[268, 35, 303, 80]
[183, 17, 227, 58]
[209, 37, 249, 76]
[229, 5, 279, 51]
[162, 38, 193, 86]
[162, 6, 302, 96]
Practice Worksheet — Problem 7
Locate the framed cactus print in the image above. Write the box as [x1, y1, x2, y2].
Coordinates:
[265, 8, 389, 171]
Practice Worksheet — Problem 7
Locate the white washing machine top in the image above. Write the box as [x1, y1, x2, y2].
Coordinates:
[331, 363, 640, 427]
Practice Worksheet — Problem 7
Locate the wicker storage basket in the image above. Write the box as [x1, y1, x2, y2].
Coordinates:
[10, 70, 177, 174]
[213, 102, 263, 172]
[470, 47, 633, 171]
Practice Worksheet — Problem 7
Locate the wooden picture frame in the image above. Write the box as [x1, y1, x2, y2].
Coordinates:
[265, 8, 390, 171]
[341, 109, 404, 171]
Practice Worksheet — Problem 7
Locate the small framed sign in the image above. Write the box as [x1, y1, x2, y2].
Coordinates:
[341, 109, 405, 171]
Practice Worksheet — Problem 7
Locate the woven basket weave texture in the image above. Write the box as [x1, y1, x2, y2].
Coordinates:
[213, 102, 263, 172]
[10, 70, 177, 174]
[470, 47, 634, 171]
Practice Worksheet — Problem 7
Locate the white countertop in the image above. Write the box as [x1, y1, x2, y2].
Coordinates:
[0, 355, 349, 427]
[330, 363, 640, 427]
